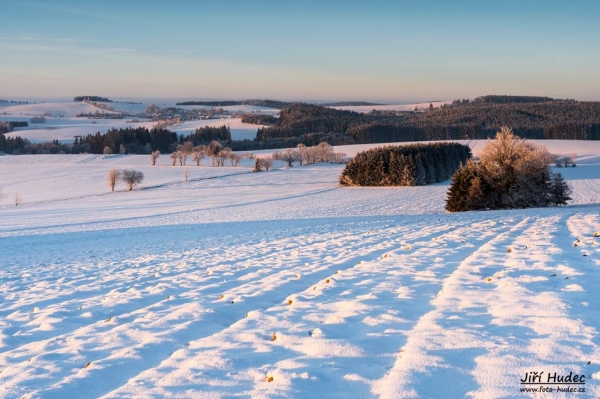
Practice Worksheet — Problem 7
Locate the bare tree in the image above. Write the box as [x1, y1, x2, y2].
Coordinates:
[179, 151, 187, 166]
[184, 168, 190, 182]
[279, 148, 300, 167]
[15, 193, 22, 206]
[121, 170, 144, 191]
[103, 146, 114, 155]
[150, 150, 160, 166]
[107, 169, 121, 192]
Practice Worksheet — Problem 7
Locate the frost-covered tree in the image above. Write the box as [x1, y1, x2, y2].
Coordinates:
[296, 143, 307, 165]
[253, 158, 262, 172]
[181, 141, 193, 155]
[192, 146, 205, 166]
[279, 148, 301, 167]
[317, 142, 333, 163]
[260, 157, 274, 171]
[150, 150, 160, 166]
[206, 140, 223, 166]
[228, 152, 241, 166]
[107, 169, 121, 192]
[218, 147, 232, 167]
[170, 151, 179, 166]
[446, 127, 571, 212]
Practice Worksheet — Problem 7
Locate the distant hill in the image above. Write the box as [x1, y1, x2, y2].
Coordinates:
[471, 95, 555, 104]
[321, 101, 385, 107]
[176, 99, 291, 109]
[255, 98, 600, 146]
[74, 96, 113, 103]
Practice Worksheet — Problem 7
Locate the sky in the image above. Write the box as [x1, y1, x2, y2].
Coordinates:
[1, 0, 600, 102]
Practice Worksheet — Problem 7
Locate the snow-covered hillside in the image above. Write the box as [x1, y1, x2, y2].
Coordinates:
[329, 101, 451, 113]
[1, 101, 269, 143]
[1, 142, 599, 398]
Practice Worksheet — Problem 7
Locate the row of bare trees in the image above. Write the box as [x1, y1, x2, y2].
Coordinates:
[272, 142, 347, 167]
[151, 140, 243, 167]
[554, 153, 577, 167]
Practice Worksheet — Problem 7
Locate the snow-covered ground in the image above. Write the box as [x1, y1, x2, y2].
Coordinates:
[1, 142, 600, 399]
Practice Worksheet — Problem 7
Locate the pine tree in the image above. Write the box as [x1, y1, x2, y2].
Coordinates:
[548, 172, 572, 205]
[446, 160, 479, 212]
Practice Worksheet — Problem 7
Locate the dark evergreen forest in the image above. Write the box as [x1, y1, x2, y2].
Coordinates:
[340, 143, 472, 186]
[256, 98, 600, 146]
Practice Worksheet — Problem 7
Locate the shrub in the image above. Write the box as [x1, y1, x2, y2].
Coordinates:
[446, 127, 571, 212]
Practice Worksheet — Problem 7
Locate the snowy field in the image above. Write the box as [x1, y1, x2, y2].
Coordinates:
[1, 141, 600, 398]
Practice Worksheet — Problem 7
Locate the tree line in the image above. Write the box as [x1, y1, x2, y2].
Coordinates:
[70, 126, 232, 155]
[240, 114, 279, 125]
[253, 99, 600, 145]
[0, 121, 28, 134]
[340, 142, 471, 186]
[470, 95, 556, 104]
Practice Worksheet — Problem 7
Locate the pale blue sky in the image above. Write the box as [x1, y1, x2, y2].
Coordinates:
[1, 1, 599, 102]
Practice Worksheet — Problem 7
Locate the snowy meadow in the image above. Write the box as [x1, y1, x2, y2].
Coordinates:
[1, 124, 600, 397]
